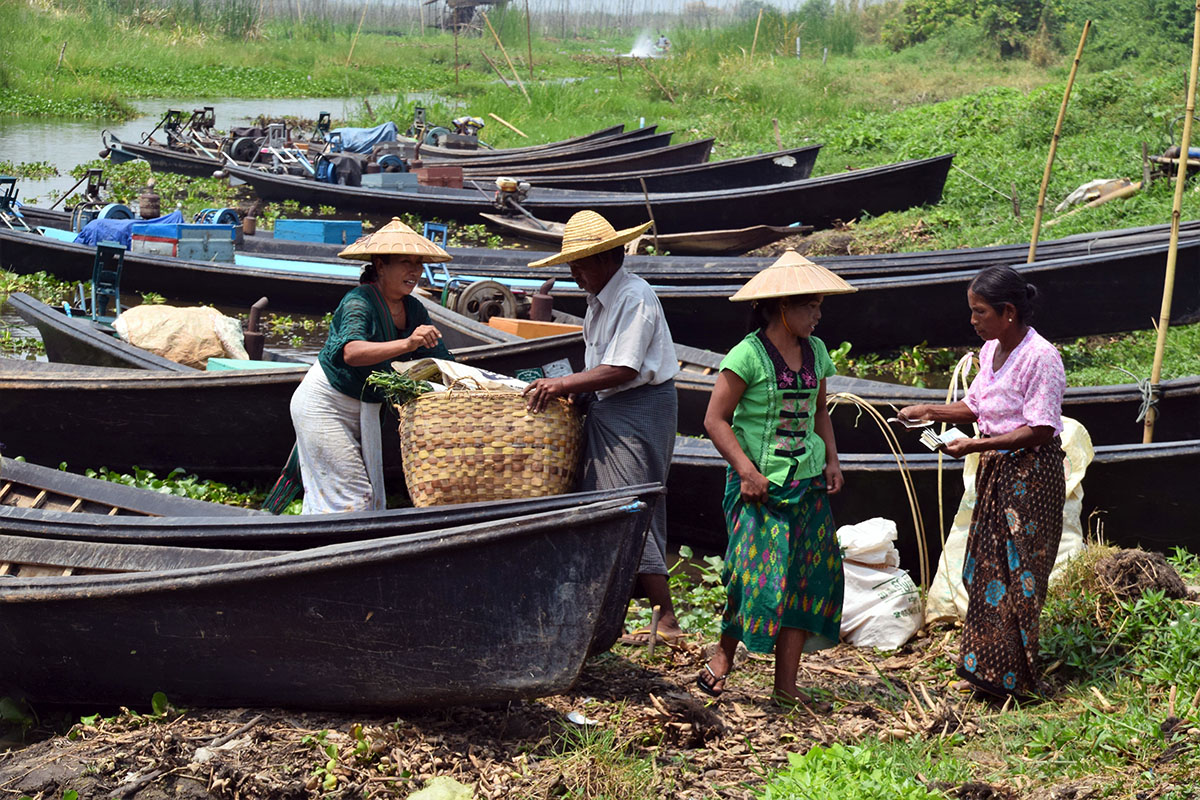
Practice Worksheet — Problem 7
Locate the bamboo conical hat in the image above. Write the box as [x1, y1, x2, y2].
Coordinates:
[527, 210, 652, 267]
[337, 217, 452, 263]
[729, 248, 856, 302]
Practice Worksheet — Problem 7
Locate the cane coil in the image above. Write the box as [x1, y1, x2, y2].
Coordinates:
[396, 388, 582, 507]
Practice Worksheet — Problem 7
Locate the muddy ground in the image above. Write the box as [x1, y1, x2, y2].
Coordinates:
[0, 623, 1171, 800]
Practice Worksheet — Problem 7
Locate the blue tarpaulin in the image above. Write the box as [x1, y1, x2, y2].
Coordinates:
[331, 121, 399, 154]
[74, 210, 184, 249]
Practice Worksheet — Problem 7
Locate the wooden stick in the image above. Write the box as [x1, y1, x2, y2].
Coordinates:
[772, 117, 782, 150]
[453, 15, 459, 85]
[1041, 181, 1141, 228]
[56, 41, 67, 71]
[524, 0, 534, 81]
[480, 50, 512, 91]
[1028, 20, 1090, 263]
[345, 1, 370, 68]
[1146, 3, 1200, 444]
[481, 11, 530, 103]
[750, 8, 763, 59]
[635, 57, 674, 103]
[616, 55, 622, 81]
[488, 112, 528, 138]
[639, 177, 660, 252]
[648, 604, 661, 657]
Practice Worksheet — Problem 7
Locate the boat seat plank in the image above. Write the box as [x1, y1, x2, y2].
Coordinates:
[0, 534, 276, 574]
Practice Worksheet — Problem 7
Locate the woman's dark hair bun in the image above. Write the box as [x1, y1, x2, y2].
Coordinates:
[969, 266, 1038, 323]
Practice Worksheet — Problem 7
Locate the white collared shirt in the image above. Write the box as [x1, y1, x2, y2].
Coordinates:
[584, 267, 679, 400]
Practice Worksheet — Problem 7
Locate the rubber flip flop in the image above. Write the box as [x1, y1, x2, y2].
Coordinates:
[696, 663, 728, 697]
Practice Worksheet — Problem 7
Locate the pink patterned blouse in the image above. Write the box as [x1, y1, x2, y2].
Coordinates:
[964, 327, 1065, 436]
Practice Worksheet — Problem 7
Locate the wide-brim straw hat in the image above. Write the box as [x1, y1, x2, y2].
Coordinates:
[729, 248, 857, 302]
[528, 210, 653, 268]
[338, 217, 452, 263]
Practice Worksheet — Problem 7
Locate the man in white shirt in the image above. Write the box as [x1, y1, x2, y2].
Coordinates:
[525, 210, 683, 643]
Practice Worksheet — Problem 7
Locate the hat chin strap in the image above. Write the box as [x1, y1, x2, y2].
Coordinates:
[781, 305, 799, 337]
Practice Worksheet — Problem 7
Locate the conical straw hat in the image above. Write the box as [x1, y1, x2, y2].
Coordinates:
[528, 210, 653, 267]
[729, 248, 856, 302]
[338, 217, 452, 263]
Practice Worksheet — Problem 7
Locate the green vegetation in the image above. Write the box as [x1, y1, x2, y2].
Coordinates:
[752, 546, 1200, 799]
[80, 464, 290, 511]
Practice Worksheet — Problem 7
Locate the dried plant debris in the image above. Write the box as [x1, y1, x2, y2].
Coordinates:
[1094, 549, 1189, 600]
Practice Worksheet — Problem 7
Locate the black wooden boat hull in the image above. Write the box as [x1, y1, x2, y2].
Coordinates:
[541, 239, 1200, 352]
[669, 437, 1200, 575]
[473, 145, 821, 192]
[109, 127, 678, 178]
[457, 137, 714, 176]
[225, 154, 954, 235]
[0, 498, 651, 709]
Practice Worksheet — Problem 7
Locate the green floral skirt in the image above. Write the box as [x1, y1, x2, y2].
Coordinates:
[720, 468, 843, 653]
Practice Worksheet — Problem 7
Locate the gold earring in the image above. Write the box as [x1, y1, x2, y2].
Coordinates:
[1008, 317, 1013, 322]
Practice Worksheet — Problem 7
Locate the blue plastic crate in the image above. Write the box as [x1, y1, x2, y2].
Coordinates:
[274, 219, 363, 245]
[130, 223, 237, 241]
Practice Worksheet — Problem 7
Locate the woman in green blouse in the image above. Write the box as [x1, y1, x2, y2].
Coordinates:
[288, 218, 454, 514]
[698, 249, 857, 708]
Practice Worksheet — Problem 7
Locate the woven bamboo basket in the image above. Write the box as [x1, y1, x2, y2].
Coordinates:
[396, 389, 583, 507]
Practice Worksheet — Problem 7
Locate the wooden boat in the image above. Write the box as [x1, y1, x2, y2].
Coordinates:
[448, 136, 714, 175]
[0, 496, 653, 709]
[102, 122, 634, 177]
[479, 213, 805, 256]
[105, 127, 683, 178]
[537, 239, 1200, 352]
[223, 154, 954, 235]
[668, 436, 1200, 576]
[467, 145, 821, 192]
[0, 456, 259, 518]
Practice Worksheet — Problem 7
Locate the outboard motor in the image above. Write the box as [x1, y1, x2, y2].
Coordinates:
[493, 176, 531, 210]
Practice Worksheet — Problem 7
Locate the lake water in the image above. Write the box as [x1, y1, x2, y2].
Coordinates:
[0, 94, 441, 204]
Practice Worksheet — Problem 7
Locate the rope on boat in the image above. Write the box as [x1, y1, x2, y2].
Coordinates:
[826, 391, 930, 590]
[1112, 366, 1160, 424]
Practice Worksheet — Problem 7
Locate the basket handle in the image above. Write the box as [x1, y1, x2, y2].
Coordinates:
[446, 376, 485, 392]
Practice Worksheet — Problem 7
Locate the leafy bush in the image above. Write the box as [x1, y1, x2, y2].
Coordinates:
[760, 743, 945, 799]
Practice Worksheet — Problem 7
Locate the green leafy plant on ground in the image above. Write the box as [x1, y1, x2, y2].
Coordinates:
[627, 545, 726, 641]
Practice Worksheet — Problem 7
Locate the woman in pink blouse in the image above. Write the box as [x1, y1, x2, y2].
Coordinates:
[900, 266, 1065, 700]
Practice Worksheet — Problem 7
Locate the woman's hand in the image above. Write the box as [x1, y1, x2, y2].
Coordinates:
[824, 460, 844, 494]
[405, 324, 442, 352]
[897, 403, 930, 421]
[738, 468, 769, 504]
[523, 377, 569, 413]
[940, 437, 975, 459]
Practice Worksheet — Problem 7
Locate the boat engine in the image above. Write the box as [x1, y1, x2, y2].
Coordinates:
[447, 279, 520, 323]
[493, 177, 531, 211]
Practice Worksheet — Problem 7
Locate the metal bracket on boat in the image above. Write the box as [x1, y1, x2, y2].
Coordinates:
[0, 178, 32, 233]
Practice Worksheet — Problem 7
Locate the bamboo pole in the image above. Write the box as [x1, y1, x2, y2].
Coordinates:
[481, 11, 530, 103]
[1145, 3, 1200, 443]
[750, 8, 763, 60]
[639, 177, 660, 252]
[480, 50, 512, 91]
[1028, 20, 1090, 263]
[345, 1, 370, 68]
[524, 0, 534, 81]
[635, 57, 674, 103]
[489, 112, 528, 138]
[453, 17, 459, 85]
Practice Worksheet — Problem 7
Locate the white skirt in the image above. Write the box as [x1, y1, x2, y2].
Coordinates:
[289, 363, 386, 514]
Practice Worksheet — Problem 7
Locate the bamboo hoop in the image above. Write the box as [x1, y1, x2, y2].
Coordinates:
[1145, 3, 1200, 443]
[1028, 20, 1090, 263]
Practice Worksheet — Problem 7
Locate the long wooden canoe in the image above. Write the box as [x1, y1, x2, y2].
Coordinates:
[479, 213, 804, 256]
[668, 436, 1200, 579]
[223, 154, 954, 234]
[106, 127, 683, 178]
[0, 497, 652, 709]
[460, 142, 816, 189]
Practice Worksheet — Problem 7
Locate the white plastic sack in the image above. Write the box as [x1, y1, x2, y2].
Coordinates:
[837, 517, 900, 568]
[393, 358, 527, 392]
[925, 416, 1094, 623]
[840, 561, 924, 649]
[113, 304, 248, 369]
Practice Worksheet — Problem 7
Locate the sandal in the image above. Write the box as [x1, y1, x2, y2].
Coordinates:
[696, 663, 728, 697]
